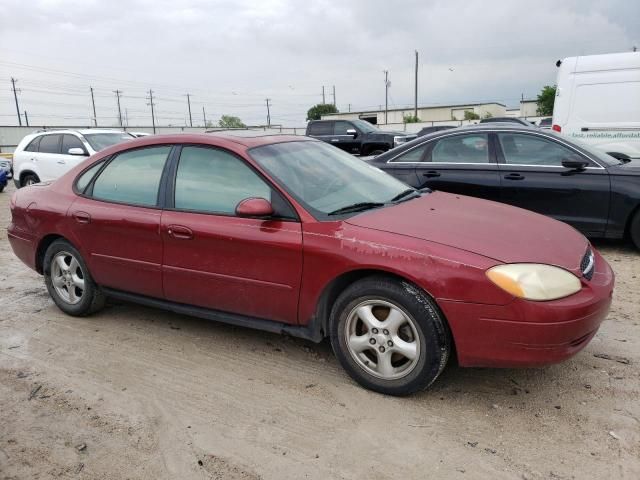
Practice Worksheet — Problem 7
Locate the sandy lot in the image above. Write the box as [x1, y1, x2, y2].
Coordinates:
[1, 182, 639, 480]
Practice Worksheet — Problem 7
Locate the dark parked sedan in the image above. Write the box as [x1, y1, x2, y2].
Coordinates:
[367, 124, 640, 248]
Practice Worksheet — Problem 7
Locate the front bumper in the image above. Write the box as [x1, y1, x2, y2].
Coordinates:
[439, 249, 615, 367]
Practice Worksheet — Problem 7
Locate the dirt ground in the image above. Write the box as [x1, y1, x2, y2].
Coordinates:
[0, 182, 638, 480]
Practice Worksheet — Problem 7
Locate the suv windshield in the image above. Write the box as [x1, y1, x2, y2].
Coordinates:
[84, 132, 133, 151]
[250, 141, 416, 218]
[351, 119, 379, 133]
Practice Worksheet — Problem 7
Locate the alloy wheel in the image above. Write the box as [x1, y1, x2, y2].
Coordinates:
[344, 299, 421, 380]
[50, 251, 85, 305]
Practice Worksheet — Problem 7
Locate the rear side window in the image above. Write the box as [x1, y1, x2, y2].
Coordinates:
[24, 137, 41, 152]
[498, 133, 580, 166]
[92, 146, 170, 206]
[62, 134, 86, 154]
[308, 122, 333, 135]
[38, 135, 62, 154]
[431, 134, 489, 163]
[75, 161, 105, 193]
[174, 146, 271, 215]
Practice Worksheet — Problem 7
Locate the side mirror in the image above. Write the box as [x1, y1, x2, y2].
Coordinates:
[561, 158, 588, 171]
[235, 197, 274, 218]
[68, 147, 87, 156]
[346, 128, 357, 138]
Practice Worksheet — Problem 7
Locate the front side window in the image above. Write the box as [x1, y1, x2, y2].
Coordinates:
[250, 141, 413, 218]
[390, 143, 428, 163]
[431, 134, 489, 163]
[92, 146, 170, 206]
[498, 133, 580, 166]
[62, 134, 86, 154]
[334, 121, 353, 135]
[24, 136, 41, 152]
[174, 146, 271, 215]
[38, 134, 61, 154]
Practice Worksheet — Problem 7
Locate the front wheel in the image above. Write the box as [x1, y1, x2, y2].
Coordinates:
[330, 276, 451, 396]
[43, 239, 105, 316]
[21, 173, 40, 187]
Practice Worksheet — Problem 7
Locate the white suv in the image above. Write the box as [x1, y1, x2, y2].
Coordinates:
[12, 129, 134, 187]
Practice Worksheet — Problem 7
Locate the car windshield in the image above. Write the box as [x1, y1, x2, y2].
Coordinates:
[250, 140, 417, 218]
[84, 132, 134, 151]
[351, 119, 379, 133]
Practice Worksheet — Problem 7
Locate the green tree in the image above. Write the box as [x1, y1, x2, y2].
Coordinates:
[403, 114, 421, 124]
[218, 115, 246, 128]
[464, 110, 480, 120]
[536, 85, 556, 116]
[306, 103, 338, 121]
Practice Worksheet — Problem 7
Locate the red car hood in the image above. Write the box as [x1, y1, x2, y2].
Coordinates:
[346, 191, 588, 270]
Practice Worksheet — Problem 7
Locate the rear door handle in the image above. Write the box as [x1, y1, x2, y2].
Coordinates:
[167, 225, 193, 240]
[504, 173, 525, 180]
[57, 160, 66, 164]
[72, 211, 91, 224]
[330, 138, 340, 142]
[422, 171, 441, 178]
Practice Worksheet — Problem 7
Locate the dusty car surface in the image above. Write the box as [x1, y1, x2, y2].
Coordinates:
[7, 133, 615, 395]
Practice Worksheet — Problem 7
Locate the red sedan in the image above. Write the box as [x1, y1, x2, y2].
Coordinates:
[8, 133, 614, 395]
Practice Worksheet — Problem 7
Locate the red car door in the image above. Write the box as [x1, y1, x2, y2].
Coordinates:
[68, 145, 172, 298]
[161, 145, 303, 324]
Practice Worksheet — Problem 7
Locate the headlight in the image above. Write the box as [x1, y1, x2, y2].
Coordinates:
[393, 135, 408, 147]
[486, 264, 582, 301]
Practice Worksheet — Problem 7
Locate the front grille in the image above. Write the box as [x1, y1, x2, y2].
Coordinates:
[580, 247, 595, 280]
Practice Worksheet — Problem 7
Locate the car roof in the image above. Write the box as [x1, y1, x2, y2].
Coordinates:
[34, 129, 130, 136]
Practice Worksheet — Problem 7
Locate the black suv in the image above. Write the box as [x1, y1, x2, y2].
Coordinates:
[306, 119, 416, 156]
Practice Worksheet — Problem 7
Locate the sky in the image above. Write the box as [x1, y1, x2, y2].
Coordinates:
[0, 0, 638, 128]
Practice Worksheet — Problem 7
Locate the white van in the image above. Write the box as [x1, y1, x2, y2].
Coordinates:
[552, 51, 640, 160]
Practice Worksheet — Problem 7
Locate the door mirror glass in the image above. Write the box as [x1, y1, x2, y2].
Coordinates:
[235, 197, 274, 217]
[68, 147, 87, 156]
[561, 158, 589, 170]
[346, 128, 357, 137]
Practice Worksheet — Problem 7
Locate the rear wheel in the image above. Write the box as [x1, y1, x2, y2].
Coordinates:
[630, 211, 640, 250]
[368, 148, 386, 156]
[43, 240, 105, 316]
[21, 173, 40, 187]
[330, 276, 451, 396]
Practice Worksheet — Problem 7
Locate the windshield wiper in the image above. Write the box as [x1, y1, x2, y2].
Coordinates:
[390, 188, 419, 202]
[328, 202, 386, 216]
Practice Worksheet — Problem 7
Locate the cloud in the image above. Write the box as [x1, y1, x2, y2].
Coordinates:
[0, 0, 637, 126]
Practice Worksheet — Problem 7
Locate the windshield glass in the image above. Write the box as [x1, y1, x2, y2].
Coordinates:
[549, 132, 621, 166]
[250, 141, 415, 218]
[84, 132, 134, 151]
[351, 119, 379, 133]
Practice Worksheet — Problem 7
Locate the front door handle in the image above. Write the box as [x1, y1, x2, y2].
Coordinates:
[330, 139, 340, 142]
[72, 211, 91, 224]
[504, 173, 525, 180]
[167, 225, 193, 240]
[423, 171, 441, 178]
[57, 160, 66, 164]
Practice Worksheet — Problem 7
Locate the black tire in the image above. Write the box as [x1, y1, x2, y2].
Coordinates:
[21, 173, 40, 188]
[329, 276, 451, 396]
[43, 239, 105, 316]
[630, 211, 640, 250]
[368, 148, 386, 156]
[0, 184, 4, 193]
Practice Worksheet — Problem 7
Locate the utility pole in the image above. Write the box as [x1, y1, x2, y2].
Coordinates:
[185, 93, 193, 127]
[322, 86, 325, 104]
[348, 103, 351, 112]
[414, 50, 418, 119]
[11, 77, 22, 126]
[113, 90, 123, 127]
[384, 70, 389, 124]
[265, 98, 271, 127]
[24, 110, 29, 127]
[202, 106, 207, 127]
[90, 87, 98, 126]
[147, 89, 156, 133]
[332, 85, 336, 107]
